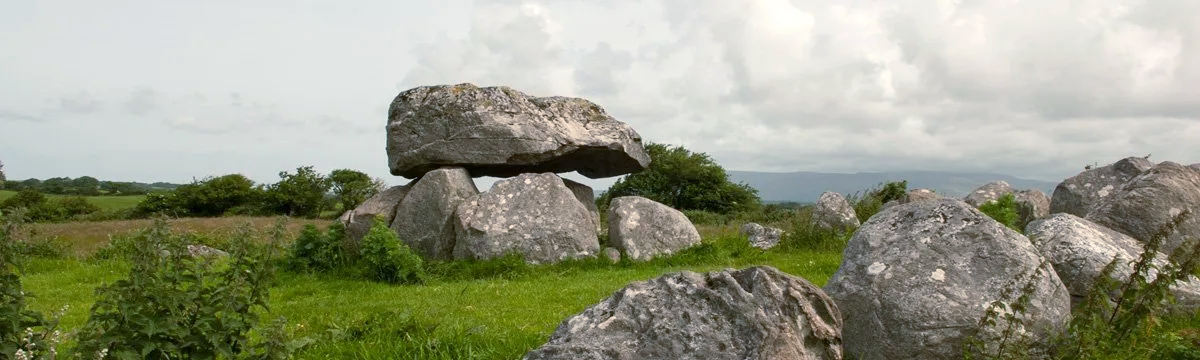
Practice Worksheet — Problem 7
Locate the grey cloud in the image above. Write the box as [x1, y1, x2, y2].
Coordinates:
[56, 91, 104, 114]
[573, 42, 633, 96]
[0, 110, 45, 123]
[123, 87, 160, 115]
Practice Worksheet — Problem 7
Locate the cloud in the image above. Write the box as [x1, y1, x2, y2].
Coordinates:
[0, 109, 45, 123]
[55, 91, 104, 114]
[123, 87, 160, 115]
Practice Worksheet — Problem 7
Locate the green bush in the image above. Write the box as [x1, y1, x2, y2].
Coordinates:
[359, 218, 426, 284]
[0, 209, 63, 359]
[287, 222, 347, 272]
[778, 206, 852, 252]
[73, 217, 291, 359]
[979, 194, 1021, 232]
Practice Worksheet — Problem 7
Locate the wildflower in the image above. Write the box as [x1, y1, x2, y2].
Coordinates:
[14, 349, 29, 360]
[95, 348, 109, 360]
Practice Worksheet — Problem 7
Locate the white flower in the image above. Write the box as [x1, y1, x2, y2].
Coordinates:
[14, 349, 29, 360]
[95, 348, 109, 360]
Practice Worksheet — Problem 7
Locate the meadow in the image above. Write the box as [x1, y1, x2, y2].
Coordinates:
[0, 189, 144, 211]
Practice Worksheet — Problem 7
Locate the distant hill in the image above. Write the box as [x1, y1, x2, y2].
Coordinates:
[727, 170, 1060, 203]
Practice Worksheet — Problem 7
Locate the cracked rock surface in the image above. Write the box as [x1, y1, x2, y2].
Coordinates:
[524, 266, 843, 360]
[387, 83, 650, 179]
[453, 173, 598, 264]
[823, 199, 1070, 360]
[1050, 156, 1153, 217]
[1084, 161, 1200, 255]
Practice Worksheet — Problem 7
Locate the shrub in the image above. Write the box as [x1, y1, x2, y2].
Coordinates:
[979, 194, 1021, 232]
[287, 222, 347, 272]
[73, 217, 288, 359]
[778, 206, 852, 252]
[131, 191, 184, 218]
[0, 209, 63, 359]
[359, 217, 425, 284]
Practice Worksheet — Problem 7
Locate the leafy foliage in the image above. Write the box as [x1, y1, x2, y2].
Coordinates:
[73, 217, 290, 359]
[287, 222, 348, 272]
[979, 194, 1022, 232]
[263, 166, 331, 218]
[599, 143, 760, 214]
[360, 217, 426, 284]
[328, 169, 381, 212]
[0, 188, 102, 222]
[0, 209, 62, 359]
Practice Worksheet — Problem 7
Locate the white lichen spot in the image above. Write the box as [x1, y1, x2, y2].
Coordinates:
[1171, 208, 1183, 217]
[524, 178, 531, 184]
[1097, 185, 1113, 197]
[868, 262, 887, 275]
[931, 268, 946, 282]
[920, 237, 931, 244]
[1084, 183, 1092, 188]
[884, 272, 893, 279]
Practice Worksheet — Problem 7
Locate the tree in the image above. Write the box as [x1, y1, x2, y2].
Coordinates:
[264, 166, 332, 218]
[0, 160, 5, 189]
[600, 143, 761, 214]
[328, 169, 380, 211]
[171, 174, 260, 217]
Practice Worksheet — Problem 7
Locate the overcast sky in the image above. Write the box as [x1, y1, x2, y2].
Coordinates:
[2, 0, 1197, 191]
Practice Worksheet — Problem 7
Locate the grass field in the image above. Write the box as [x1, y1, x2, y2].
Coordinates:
[0, 189, 145, 210]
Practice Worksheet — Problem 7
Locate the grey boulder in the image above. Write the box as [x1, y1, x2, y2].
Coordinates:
[1026, 213, 1200, 311]
[524, 266, 843, 360]
[453, 173, 599, 264]
[812, 192, 860, 231]
[740, 222, 783, 250]
[1050, 156, 1153, 217]
[963, 180, 1014, 207]
[562, 178, 601, 236]
[823, 199, 1070, 360]
[607, 196, 702, 261]
[387, 83, 650, 179]
[882, 188, 941, 209]
[340, 184, 412, 252]
[391, 167, 478, 260]
[1014, 189, 1051, 230]
[1084, 162, 1200, 255]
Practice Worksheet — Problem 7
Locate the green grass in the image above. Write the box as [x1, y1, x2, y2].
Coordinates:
[19, 224, 842, 359]
[0, 189, 145, 210]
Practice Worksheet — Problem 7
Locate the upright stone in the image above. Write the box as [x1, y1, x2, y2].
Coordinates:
[453, 173, 599, 264]
[963, 180, 1014, 207]
[387, 83, 650, 179]
[524, 266, 843, 360]
[741, 222, 784, 250]
[561, 178, 601, 236]
[812, 191, 860, 231]
[607, 196, 702, 261]
[391, 167, 478, 260]
[1014, 189, 1051, 230]
[341, 184, 412, 252]
[823, 199, 1070, 359]
[1084, 162, 1200, 254]
[1050, 156, 1153, 217]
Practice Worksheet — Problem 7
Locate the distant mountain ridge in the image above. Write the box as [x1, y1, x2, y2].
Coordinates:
[727, 170, 1060, 203]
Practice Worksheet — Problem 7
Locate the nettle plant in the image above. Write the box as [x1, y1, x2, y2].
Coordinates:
[1, 208, 65, 360]
[72, 216, 298, 359]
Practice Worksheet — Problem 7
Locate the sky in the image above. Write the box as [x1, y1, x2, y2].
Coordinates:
[2, 0, 1198, 191]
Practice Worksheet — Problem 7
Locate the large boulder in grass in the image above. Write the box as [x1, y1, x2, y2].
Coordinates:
[823, 199, 1070, 360]
[740, 222, 784, 250]
[1014, 189, 1051, 230]
[524, 266, 843, 360]
[812, 192, 860, 231]
[562, 178, 601, 236]
[453, 173, 599, 264]
[607, 196, 701, 261]
[340, 184, 413, 251]
[1051, 156, 1154, 217]
[1084, 161, 1200, 255]
[391, 167, 479, 260]
[1026, 213, 1200, 311]
[963, 180, 1014, 207]
[386, 83, 651, 179]
[882, 188, 941, 209]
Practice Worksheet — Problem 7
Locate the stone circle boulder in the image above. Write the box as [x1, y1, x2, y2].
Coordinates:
[812, 192, 860, 231]
[387, 83, 651, 179]
[340, 184, 412, 251]
[1026, 213, 1200, 311]
[1014, 189, 1051, 230]
[740, 222, 784, 250]
[186, 244, 228, 259]
[1050, 156, 1153, 217]
[882, 188, 941, 209]
[1084, 161, 1200, 255]
[607, 196, 701, 261]
[562, 178, 601, 236]
[390, 167, 479, 260]
[453, 173, 599, 264]
[823, 199, 1070, 359]
[524, 266, 843, 360]
[963, 180, 1014, 207]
